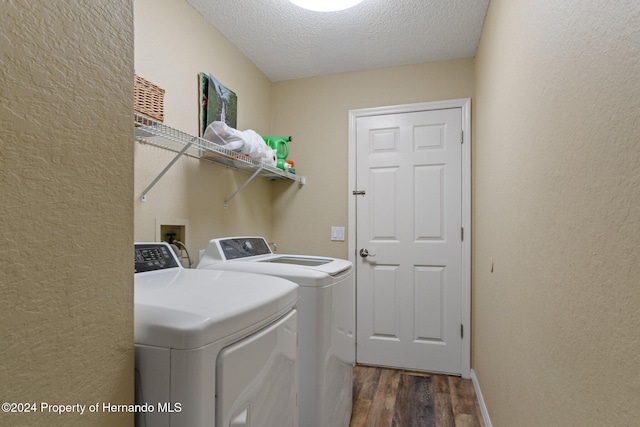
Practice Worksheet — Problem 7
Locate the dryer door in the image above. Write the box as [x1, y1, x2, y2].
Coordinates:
[216, 309, 298, 427]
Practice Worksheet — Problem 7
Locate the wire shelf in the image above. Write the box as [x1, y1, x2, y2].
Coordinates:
[134, 113, 302, 182]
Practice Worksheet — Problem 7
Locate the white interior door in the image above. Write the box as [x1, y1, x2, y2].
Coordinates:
[352, 103, 467, 375]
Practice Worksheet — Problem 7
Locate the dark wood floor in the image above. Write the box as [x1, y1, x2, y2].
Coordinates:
[349, 365, 485, 427]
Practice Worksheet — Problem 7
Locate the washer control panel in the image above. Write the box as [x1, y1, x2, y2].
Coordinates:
[219, 237, 272, 260]
[135, 243, 181, 273]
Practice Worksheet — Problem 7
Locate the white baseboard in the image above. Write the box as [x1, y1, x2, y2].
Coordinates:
[470, 369, 492, 427]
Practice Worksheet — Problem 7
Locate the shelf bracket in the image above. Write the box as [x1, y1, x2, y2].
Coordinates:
[140, 140, 194, 202]
[224, 166, 264, 209]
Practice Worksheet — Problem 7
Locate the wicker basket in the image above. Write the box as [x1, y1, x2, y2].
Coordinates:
[134, 75, 165, 122]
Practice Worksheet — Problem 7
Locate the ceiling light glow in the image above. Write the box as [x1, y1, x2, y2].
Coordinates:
[288, 0, 365, 12]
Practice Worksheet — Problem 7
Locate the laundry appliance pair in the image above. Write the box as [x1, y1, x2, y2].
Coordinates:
[134, 236, 355, 427]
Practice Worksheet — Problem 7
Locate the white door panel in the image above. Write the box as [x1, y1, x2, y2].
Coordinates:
[355, 107, 464, 374]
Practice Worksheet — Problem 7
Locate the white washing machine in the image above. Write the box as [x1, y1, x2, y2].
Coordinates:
[134, 242, 299, 427]
[197, 236, 355, 427]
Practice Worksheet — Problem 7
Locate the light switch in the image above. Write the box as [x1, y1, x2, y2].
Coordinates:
[331, 226, 345, 241]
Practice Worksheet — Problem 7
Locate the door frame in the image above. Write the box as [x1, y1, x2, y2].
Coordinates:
[348, 98, 471, 378]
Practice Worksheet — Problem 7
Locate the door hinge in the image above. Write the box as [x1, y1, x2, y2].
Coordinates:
[461, 324, 464, 339]
[461, 130, 464, 144]
[461, 227, 464, 242]
[352, 190, 366, 196]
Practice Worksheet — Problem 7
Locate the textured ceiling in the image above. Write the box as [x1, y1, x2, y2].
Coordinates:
[186, 0, 491, 82]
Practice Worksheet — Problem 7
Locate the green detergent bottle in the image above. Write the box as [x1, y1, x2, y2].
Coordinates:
[262, 135, 291, 170]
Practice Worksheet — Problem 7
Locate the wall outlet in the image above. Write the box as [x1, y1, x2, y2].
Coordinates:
[331, 226, 345, 241]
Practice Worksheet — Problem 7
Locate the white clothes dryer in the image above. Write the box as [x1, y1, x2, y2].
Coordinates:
[134, 242, 299, 427]
[197, 236, 355, 427]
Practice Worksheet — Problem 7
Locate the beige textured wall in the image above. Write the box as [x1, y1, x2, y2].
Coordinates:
[473, 0, 640, 425]
[270, 59, 475, 257]
[1, 1, 134, 426]
[134, 0, 276, 257]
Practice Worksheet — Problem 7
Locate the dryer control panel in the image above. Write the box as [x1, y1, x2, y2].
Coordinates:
[135, 243, 181, 273]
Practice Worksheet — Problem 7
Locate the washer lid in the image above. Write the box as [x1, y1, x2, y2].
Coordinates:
[198, 236, 352, 285]
[260, 255, 351, 276]
[134, 269, 298, 350]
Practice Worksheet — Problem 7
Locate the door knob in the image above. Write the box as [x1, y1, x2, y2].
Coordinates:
[360, 248, 375, 258]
